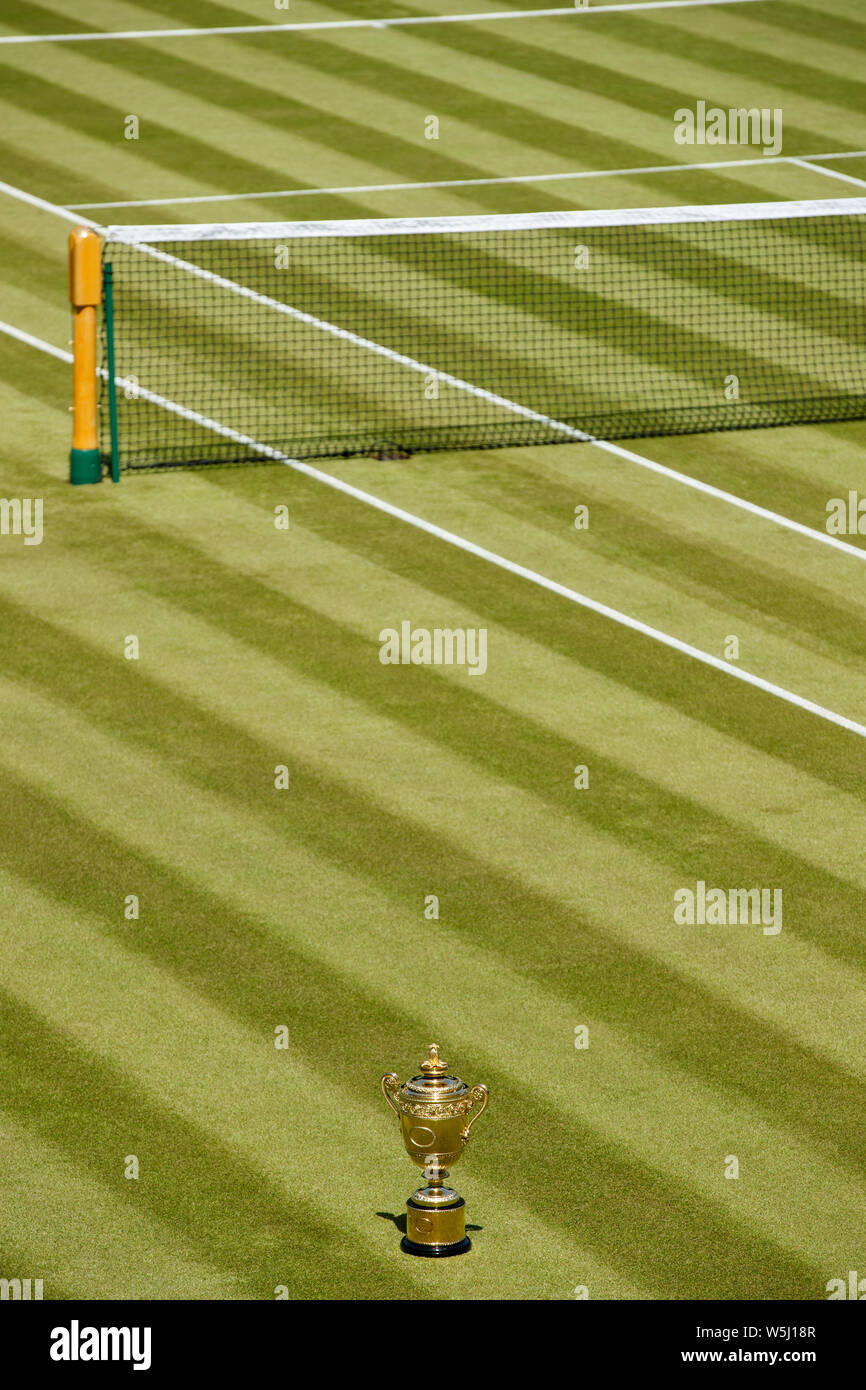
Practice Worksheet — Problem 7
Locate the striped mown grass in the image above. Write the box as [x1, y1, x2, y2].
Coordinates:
[1, 0, 865, 1300]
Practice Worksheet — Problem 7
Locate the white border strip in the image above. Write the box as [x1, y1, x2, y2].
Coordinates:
[3, 311, 864, 742]
[0, 1, 778, 47]
[106, 197, 866, 243]
[68, 149, 866, 213]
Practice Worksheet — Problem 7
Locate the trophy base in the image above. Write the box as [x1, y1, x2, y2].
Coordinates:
[401, 1196, 470, 1257]
[401, 1235, 471, 1258]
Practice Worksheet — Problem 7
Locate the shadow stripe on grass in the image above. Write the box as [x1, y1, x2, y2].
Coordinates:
[763, 3, 866, 54]
[2, 604, 866, 1192]
[3, 2, 797, 216]
[618, 13, 866, 112]
[448, 451, 866, 646]
[0, 804, 829, 1300]
[0, 44, 539, 214]
[0, 987, 416, 1300]
[364, 10, 857, 167]
[218, 463, 866, 799]
[54, 504, 866, 973]
[0, 60, 454, 219]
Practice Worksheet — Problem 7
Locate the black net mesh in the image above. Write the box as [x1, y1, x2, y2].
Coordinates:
[100, 209, 866, 469]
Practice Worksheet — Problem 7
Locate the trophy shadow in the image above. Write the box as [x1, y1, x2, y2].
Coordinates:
[375, 1212, 483, 1233]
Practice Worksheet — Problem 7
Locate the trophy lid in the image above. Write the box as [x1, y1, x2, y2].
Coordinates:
[401, 1044, 468, 1100]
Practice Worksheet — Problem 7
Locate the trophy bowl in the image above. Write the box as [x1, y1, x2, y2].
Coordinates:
[382, 1043, 489, 1256]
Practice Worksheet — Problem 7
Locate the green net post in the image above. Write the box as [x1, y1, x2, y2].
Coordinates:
[103, 262, 120, 483]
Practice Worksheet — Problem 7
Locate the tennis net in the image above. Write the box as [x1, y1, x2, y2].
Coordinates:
[101, 199, 866, 470]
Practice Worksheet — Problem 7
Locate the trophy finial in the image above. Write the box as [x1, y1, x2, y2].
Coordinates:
[420, 1043, 448, 1076]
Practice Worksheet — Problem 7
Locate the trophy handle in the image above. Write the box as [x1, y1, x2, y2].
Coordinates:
[381, 1073, 401, 1116]
[461, 1084, 489, 1142]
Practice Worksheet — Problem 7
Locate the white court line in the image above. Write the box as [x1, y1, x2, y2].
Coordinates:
[3, 173, 865, 566]
[791, 159, 866, 192]
[0, 319, 72, 362]
[68, 149, 866, 213]
[0, 178, 100, 229]
[2, 310, 864, 742]
[0, 0, 777, 46]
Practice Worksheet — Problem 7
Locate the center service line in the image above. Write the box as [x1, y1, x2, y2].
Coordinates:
[1, 313, 863, 743]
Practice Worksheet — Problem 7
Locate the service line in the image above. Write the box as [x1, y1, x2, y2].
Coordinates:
[0, 0, 778, 47]
[67, 149, 866, 213]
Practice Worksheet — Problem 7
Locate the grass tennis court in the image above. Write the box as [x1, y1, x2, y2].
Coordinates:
[1, 0, 866, 1301]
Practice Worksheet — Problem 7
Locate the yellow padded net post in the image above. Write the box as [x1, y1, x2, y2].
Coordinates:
[68, 226, 102, 484]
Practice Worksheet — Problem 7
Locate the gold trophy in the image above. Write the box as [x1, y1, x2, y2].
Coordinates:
[382, 1044, 489, 1256]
